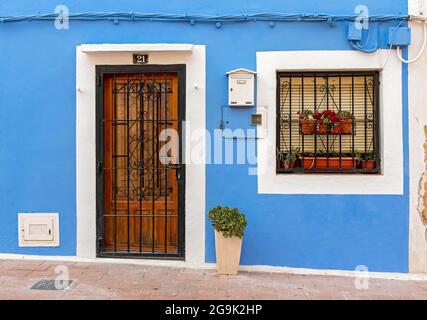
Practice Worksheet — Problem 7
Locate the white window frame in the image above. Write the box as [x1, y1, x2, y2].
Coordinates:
[256, 50, 403, 195]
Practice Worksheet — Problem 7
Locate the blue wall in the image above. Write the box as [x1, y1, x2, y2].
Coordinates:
[0, 1, 409, 272]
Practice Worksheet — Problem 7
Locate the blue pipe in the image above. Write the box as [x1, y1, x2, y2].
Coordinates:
[0, 12, 409, 24]
[350, 40, 379, 53]
[0, 11, 409, 54]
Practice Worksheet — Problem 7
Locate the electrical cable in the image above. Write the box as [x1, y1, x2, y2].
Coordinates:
[349, 40, 378, 53]
[0, 12, 409, 24]
[355, 24, 373, 48]
[0, 11, 417, 59]
[349, 23, 379, 54]
[379, 19, 406, 69]
[396, 20, 427, 64]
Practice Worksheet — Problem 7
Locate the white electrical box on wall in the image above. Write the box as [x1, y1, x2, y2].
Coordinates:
[18, 213, 60, 247]
[227, 68, 256, 107]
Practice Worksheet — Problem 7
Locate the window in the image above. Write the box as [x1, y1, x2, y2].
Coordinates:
[276, 72, 380, 174]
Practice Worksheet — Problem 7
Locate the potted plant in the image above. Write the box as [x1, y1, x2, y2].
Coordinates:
[298, 110, 316, 135]
[277, 147, 301, 169]
[302, 151, 357, 169]
[320, 110, 341, 134]
[337, 111, 354, 134]
[317, 120, 329, 134]
[361, 150, 376, 170]
[354, 150, 363, 167]
[208, 206, 247, 275]
[313, 110, 341, 134]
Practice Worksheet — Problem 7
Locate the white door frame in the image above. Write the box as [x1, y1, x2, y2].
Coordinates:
[76, 44, 206, 266]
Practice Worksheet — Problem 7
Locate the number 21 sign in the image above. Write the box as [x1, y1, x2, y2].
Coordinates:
[133, 54, 149, 65]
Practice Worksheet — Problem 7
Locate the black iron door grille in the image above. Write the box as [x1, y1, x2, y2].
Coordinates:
[96, 65, 185, 259]
[276, 71, 381, 174]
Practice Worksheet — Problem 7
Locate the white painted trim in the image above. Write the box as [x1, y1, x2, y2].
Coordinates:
[2, 254, 427, 281]
[409, 0, 425, 16]
[76, 44, 206, 265]
[80, 43, 194, 53]
[408, 11, 427, 273]
[256, 50, 404, 195]
[235, 264, 427, 281]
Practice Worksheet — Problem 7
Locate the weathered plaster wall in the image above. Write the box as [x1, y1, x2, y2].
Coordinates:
[409, 0, 427, 273]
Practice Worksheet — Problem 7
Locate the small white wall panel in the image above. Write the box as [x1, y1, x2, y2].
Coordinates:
[18, 213, 59, 247]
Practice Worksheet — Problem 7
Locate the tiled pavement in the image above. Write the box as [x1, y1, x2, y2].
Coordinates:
[0, 259, 427, 300]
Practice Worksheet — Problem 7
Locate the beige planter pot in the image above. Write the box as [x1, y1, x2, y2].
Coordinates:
[214, 230, 243, 275]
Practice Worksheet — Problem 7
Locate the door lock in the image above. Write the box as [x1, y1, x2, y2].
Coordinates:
[167, 164, 181, 170]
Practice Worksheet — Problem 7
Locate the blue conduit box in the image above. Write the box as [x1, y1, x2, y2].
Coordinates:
[348, 23, 363, 41]
[388, 27, 411, 46]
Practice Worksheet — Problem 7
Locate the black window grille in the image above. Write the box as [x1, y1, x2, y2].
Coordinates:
[276, 72, 381, 174]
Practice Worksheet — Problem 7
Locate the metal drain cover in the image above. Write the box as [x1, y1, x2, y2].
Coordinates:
[30, 279, 75, 291]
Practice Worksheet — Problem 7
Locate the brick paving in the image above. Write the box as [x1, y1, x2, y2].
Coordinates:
[0, 259, 427, 300]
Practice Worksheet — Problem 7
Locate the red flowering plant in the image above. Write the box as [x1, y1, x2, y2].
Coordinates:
[310, 110, 341, 134]
[318, 110, 341, 128]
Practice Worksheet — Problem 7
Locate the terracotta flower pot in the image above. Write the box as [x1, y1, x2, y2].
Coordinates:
[300, 119, 316, 135]
[303, 157, 357, 169]
[331, 124, 341, 134]
[317, 124, 329, 134]
[280, 159, 300, 169]
[340, 119, 353, 134]
[361, 160, 376, 170]
[215, 230, 243, 275]
[280, 161, 295, 169]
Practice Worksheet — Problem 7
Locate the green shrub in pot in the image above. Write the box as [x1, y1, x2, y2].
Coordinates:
[208, 206, 247, 274]
[208, 206, 247, 238]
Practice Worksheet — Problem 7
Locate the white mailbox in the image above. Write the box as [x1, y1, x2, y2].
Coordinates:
[227, 68, 256, 107]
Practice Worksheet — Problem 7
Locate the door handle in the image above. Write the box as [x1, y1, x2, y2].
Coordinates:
[167, 164, 181, 170]
[167, 164, 182, 180]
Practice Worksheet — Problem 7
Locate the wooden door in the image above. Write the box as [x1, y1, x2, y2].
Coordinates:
[98, 70, 183, 257]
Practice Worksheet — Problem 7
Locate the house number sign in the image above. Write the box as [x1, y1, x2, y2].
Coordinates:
[133, 53, 149, 64]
